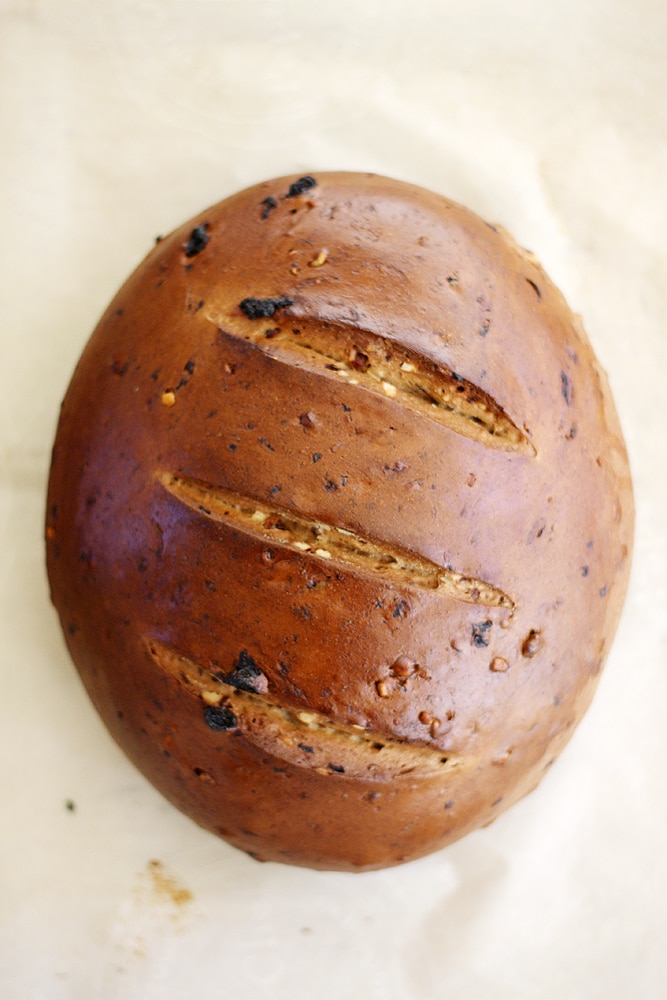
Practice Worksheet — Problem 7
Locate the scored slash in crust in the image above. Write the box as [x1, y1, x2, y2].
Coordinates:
[212, 313, 536, 455]
[145, 638, 459, 781]
[157, 471, 515, 609]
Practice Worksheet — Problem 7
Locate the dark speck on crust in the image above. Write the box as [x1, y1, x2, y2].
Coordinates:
[184, 224, 210, 257]
[286, 176, 317, 198]
[260, 196, 277, 219]
[561, 371, 574, 406]
[472, 620, 492, 648]
[240, 297, 294, 319]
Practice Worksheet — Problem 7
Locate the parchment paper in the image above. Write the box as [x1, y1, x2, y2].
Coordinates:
[1, 2, 666, 997]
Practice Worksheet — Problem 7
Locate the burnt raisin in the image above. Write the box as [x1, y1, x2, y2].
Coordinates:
[286, 176, 317, 197]
[203, 704, 237, 731]
[184, 225, 209, 257]
[222, 651, 266, 694]
[239, 296, 294, 319]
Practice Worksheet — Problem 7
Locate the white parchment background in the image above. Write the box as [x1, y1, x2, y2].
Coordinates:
[1, 1, 666, 998]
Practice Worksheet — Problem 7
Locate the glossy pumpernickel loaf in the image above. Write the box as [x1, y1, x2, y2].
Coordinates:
[46, 172, 633, 870]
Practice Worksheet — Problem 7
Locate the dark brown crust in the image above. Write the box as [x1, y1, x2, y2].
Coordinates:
[45, 172, 633, 870]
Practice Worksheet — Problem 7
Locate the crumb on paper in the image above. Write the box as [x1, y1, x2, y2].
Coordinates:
[146, 859, 193, 908]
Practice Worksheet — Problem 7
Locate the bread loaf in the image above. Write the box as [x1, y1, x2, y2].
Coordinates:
[46, 172, 633, 870]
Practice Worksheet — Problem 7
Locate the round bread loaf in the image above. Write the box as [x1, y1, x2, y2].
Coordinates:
[46, 172, 633, 871]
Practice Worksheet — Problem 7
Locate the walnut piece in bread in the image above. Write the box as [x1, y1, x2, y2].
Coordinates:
[46, 173, 633, 870]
